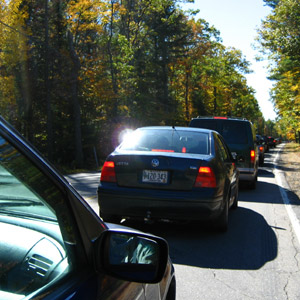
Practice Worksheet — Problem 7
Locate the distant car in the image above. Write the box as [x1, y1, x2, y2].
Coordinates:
[275, 137, 282, 145]
[262, 135, 269, 152]
[267, 136, 276, 148]
[256, 135, 265, 166]
[0, 116, 175, 300]
[98, 126, 239, 232]
[189, 116, 259, 189]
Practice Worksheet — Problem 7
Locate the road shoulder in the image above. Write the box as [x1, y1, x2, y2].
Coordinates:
[276, 143, 300, 245]
[277, 143, 300, 202]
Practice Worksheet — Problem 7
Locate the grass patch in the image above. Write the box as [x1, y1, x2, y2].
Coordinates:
[284, 142, 300, 154]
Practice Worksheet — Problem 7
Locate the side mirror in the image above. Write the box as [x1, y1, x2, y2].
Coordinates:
[231, 152, 237, 162]
[95, 229, 169, 283]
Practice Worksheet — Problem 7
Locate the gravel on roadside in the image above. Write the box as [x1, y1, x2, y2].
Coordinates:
[278, 143, 300, 201]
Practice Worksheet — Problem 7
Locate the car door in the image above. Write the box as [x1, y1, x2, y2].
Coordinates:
[213, 133, 235, 196]
[0, 124, 147, 299]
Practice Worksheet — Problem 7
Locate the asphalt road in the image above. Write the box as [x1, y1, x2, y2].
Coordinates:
[66, 144, 300, 300]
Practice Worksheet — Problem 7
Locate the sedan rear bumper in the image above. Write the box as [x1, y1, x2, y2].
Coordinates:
[98, 183, 224, 222]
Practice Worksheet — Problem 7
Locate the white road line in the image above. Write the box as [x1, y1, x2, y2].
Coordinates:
[274, 146, 300, 245]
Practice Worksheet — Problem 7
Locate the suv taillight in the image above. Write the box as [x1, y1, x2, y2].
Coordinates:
[194, 167, 216, 188]
[250, 150, 255, 162]
[100, 161, 116, 182]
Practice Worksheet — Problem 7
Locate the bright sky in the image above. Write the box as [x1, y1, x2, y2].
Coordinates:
[182, 0, 277, 121]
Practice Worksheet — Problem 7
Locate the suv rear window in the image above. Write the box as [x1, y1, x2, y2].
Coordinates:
[190, 119, 218, 131]
[189, 119, 248, 145]
[222, 121, 248, 145]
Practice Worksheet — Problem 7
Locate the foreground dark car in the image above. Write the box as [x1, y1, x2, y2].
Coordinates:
[0, 116, 175, 300]
[98, 126, 239, 232]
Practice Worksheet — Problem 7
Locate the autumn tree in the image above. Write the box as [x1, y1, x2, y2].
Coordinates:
[258, 0, 300, 140]
[171, 15, 260, 124]
[0, 0, 32, 134]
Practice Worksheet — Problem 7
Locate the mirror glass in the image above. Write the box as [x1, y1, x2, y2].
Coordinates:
[107, 233, 160, 281]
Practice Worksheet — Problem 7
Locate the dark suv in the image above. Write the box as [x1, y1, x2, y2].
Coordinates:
[189, 117, 259, 189]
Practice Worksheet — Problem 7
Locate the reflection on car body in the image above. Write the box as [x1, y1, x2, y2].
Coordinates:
[0, 116, 175, 300]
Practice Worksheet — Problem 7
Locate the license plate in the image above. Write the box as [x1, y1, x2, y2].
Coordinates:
[142, 170, 168, 184]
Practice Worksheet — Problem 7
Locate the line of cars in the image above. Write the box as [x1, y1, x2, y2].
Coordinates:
[256, 134, 282, 167]
[98, 116, 260, 233]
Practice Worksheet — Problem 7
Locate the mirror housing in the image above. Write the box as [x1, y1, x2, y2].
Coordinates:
[94, 229, 169, 283]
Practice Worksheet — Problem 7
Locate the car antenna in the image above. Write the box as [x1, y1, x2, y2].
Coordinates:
[171, 125, 180, 139]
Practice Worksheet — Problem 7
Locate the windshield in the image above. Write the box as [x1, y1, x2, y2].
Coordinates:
[119, 129, 210, 155]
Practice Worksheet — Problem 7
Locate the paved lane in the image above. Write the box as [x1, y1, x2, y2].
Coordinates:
[66, 145, 300, 299]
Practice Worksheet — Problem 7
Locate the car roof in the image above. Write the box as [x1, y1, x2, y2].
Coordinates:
[191, 116, 251, 123]
[137, 126, 215, 134]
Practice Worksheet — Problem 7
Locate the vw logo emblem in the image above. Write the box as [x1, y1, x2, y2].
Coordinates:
[151, 159, 159, 167]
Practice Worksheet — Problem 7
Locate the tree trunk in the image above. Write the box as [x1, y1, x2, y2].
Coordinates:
[44, 0, 53, 161]
[108, 0, 118, 119]
[67, 31, 84, 168]
[185, 70, 190, 120]
[213, 86, 217, 114]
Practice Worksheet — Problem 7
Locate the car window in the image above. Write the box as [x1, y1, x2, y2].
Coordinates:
[0, 159, 57, 221]
[190, 119, 218, 131]
[190, 119, 249, 145]
[221, 121, 248, 145]
[119, 129, 210, 155]
[0, 135, 77, 299]
[215, 134, 230, 162]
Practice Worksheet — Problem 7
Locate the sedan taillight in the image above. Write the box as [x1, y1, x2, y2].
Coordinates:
[100, 161, 116, 182]
[194, 167, 216, 188]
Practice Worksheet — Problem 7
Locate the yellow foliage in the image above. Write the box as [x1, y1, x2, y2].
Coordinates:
[66, 0, 110, 35]
[0, 0, 31, 112]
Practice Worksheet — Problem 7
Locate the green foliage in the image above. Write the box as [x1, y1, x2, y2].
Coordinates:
[257, 0, 300, 140]
[263, 0, 279, 9]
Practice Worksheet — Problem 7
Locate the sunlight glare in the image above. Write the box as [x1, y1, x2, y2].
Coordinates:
[119, 129, 140, 148]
